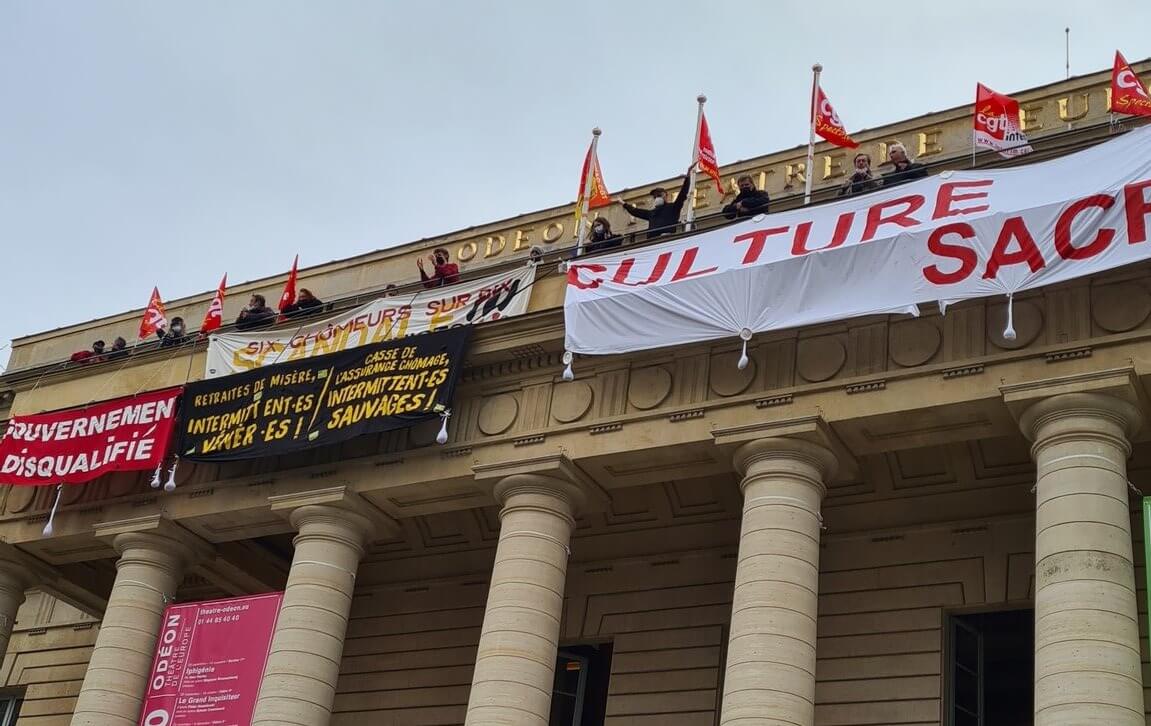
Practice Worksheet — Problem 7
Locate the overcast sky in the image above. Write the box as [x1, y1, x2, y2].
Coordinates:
[2, 0, 1149, 369]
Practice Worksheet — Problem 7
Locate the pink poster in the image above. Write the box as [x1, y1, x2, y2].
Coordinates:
[138, 592, 283, 726]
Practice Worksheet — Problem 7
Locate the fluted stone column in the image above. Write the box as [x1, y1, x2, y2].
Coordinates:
[1020, 392, 1145, 726]
[465, 474, 583, 726]
[71, 525, 205, 726]
[719, 438, 836, 726]
[251, 502, 376, 726]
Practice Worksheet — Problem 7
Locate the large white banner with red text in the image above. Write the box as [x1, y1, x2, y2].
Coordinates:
[137, 593, 283, 726]
[564, 126, 1151, 356]
[206, 266, 535, 377]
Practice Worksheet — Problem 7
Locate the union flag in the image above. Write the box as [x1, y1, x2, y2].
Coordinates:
[138, 287, 168, 340]
[200, 274, 227, 334]
[1110, 51, 1151, 118]
[813, 86, 858, 149]
[577, 140, 612, 211]
[696, 111, 723, 194]
[279, 255, 299, 317]
[973, 83, 1033, 158]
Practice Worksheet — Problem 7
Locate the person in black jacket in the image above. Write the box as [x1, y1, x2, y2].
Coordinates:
[722, 175, 771, 219]
[157, 317, 189, 347]
[839, 153, 883, 197]
[583, 218, 623, 255]
[282, 288, 324, 318]
[236, 295, 277, 331]
[883, 142, 929, 188]
[618, 166, 693, 239]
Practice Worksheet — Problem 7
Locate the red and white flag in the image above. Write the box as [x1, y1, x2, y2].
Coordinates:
[1110, 51, 1151, 118]
[200, 274, 227, 334]
[813, 86, 858, 149]
[279, 255, 299, 315]
[695, 111, 723, 194]
[576, 141, 612, 212]
[974, 83, 1033, 158]
[138, 287, 168, 339]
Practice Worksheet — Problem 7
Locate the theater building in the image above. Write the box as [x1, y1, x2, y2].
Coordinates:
[0, 61, 1150, 726]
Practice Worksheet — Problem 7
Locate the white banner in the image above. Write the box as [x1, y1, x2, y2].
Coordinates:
[564, 126, 1151, 356]
[207, 265, 536, 377]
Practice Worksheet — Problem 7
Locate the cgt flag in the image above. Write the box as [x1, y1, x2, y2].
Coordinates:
[201, 274, 227, 335]
[696, 110, 723, 194]
[813, 86, 858, 149]
[278, 255, 299, 318]
[1111, 51, 1151, 119]
[139, 287, 169, 339]
[577, 137, 612, 212]
[974, 83, 1033, 158]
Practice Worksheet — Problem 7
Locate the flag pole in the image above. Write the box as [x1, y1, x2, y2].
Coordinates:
[804, 64, 821, 206]
[685, 94, 706, 232]
[575, 127, 600, 258]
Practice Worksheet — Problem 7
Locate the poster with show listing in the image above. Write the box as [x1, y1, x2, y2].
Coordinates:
[137, 592, 283, 726]
[178, 326, 471, 461]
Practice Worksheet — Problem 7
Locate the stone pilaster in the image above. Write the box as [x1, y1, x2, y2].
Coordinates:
[71, 518, 208, 726]
[1019, 391, 1145, 726]
[464, 473, 585, 726]
[719, 437, 836, 726]
[251, 489, 389, 726]
[0, 544, 50, 659]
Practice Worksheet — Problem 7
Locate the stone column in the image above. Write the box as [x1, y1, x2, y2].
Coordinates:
[71, 522, 206, 726]
[251, 499, 378, 726]
[719, 438, 836, 726]
[465, 474, 583, 726]
[1020, 392, 1145, 726]
[0, 547, 45, 658]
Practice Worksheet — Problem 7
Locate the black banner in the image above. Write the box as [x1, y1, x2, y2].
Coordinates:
[178, 327, 471, 461]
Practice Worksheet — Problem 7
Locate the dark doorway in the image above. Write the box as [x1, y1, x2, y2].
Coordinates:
[550, 643, 613, 726]
[947, 609, 1033, 726]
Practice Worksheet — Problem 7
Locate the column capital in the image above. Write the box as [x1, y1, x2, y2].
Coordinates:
[1018, 391, 1142, 447]
[1002, 367, 1146, 441]
[269, 485, 397, 548]
[474, 453, 608, 514]
[713, 415, 856, 482]
[733, 437, 839, 484]
[94, 515, 213, 571]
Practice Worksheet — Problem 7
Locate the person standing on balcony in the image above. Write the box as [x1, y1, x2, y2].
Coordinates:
[236, 295, 278, 330]
[883, 142, 928, 187]
[838, 153, 883, 197]
[583, 217, 623, 255]
[618, 167, 693, 239]
[418, 248, 460, 289]
[722, 175, 772, 218]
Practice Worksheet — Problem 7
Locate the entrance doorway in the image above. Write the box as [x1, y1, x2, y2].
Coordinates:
[947, 609, 1033, 726]
[550, 643, 613, 726]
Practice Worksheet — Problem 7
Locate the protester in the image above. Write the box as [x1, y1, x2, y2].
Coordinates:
[839, 153, 883, 197]
[107, 337, 129, 360]
[583, 217, 622, 255]
[235, 295, 278, 330]
[883, 143, 929, 187]
[722, 175, 772, 218]
[282, 288, 325, 318]
[158, 317, 189, 347]
[384, 284, 399, 297]
[70, 340, 105, 365]
[618, 167, 693, 239]
[418, 248, 460, 289]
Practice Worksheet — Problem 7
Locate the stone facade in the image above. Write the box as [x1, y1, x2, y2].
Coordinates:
[0, 64, 1150, 725]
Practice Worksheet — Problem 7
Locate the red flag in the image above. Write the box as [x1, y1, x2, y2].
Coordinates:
[279, 255, 299, 314]
[577, 142, 612, 211]
[138, 287, 169, 339]
[200, 274, 227, 334]
[1110, 51, 1151, 118]
[696, 111, 723, 194]
[813, 86, 858, 149]
[973, 83, 1033, 158]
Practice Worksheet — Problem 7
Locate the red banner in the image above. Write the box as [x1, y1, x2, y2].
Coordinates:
[1111, 51, 1151, 119]
[974, 83, 1033, 158]
[696, 111, 723, 194]
[0, 387, 181, 486]
[577, 142, 612, 210]
[138, 592, 283, 726]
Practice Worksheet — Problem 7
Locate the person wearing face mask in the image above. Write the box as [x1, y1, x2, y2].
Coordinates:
[583, 217, 622, 255]
[883, 142, 928, 188]
[838, 153, 882, 197]
[722, 175, 771, 219]
[418, 247, 461, 289]
[617, 165, 694, 239]
[236, 295, 278, 331]
[158, 316, 189, 347]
